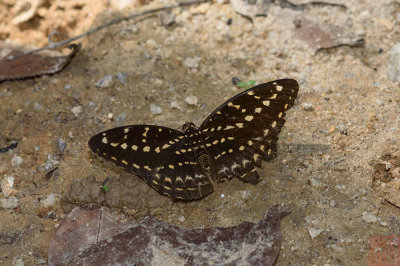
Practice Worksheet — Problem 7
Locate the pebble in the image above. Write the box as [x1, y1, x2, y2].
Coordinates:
[387, 43, 400, 82]
[170, 100, 183, 111]
[302, 103, 314, 111]
[116, 72, 127, 84]
[240, 190, 251, 199]
[107, 113, 114, 119]
[150, 104, 162, 115]
[362, 212, 378, 223]
[63, 84, 72, 90]
[57, 139, 66, 152]
[116, 113, 126, 123]
[146, 39, 157, 48]
[12, 256, 24, 266]
[34, 102, 43, 110]
[71, 106, 83, 117]
[11, 155, 23, 166]
[308, 227, 324, 239]
[309, 178, 324, 188]
[95, 75, 113, 88]
[183, 57, 201, 69]
[185, 95, 198, 106]
[1, 176, 17, 198]
[43, 194, 56, 208]
[0, 196, 19, 209]
[336, 123, 348, 135]
[178, 216, 185, 223]
[45, 154, 60, 171]
[159, 11, 175, 26]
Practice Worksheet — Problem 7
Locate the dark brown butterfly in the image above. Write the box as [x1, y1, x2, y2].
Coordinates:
[89, 79, 299, 201]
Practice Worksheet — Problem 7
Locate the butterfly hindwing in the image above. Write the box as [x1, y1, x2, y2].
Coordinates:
[88, 125, 214, 201]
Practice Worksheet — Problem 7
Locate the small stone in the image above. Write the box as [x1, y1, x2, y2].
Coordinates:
[34, 102, 43, 110]
[0, 196, 19, 209]
[309, 178, 324, 188]
[159, 11, 175, 26]
[71, 106, 83, 117]
[63, 84, 72, 90]
[116, 113, 127, 124]
[362, 212, 378, 223]
[302, 103, 314, 111]
[330, 200, 336, 207]
[328, 125, 336, 134]
[116, 72, 127, 84]
[378, 18, 394, 30]
[183, 57, 201, 69]
[43, 194, 56, 208]
[308, 227, 323, 239]
[185, 95, 198, 106]
[336, 123, 348, 135]
[232, 76, 241, 85]
[170, 100, 183, 111]
[95, 75, 113, 88]
[45, 154, 60, 171]
[1, 176, 17, 198]
[11, 155, 23, 166]
[150, 104, 162, 115]
[178, 216, 185, 223]
[388, 43, 400, 82]
[107, 113, 114, 119]
[391, 167, 400, 179]
[146, 39, 157, 48]
[12, 256, 24, 266]
[57, 139, 67, 152]
[240, 190, 251, 199]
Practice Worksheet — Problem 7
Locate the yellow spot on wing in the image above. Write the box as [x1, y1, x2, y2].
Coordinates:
[122, 160, 128, 165]
[272, 121, 277, 128]
[255, 107, 262, 113]
[121, 143, 128, 149]
[169, 165, 175, 169]
[132, 145, 138, 150]
[155, 147, 160, 153]
[244, 115, 253, 121]
[239, 146, 245, 151]
[236, 123, 243, 128]
[133, 163, 140, 169]
[143, 146, 150, 152]
[102, 137, 108, 144]
[270, 94, 277, 99]
[110, 142, 119, 147]
[162, 143, 170, 149]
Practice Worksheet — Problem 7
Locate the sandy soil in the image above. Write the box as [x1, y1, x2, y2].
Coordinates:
[1, 0, 400, 265]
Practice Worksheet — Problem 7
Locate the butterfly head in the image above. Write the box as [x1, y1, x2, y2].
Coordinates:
[181, 122, 197, 132]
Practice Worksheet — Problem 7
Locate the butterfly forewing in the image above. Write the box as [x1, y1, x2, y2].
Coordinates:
[199, 79, 299, 183]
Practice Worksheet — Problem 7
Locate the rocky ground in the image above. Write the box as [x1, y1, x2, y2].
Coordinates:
[1, 0, 400, 265]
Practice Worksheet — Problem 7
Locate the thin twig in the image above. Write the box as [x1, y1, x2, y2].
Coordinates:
[7, 0, 210, 60]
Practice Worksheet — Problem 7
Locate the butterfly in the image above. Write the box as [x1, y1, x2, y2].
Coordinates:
[88, 79, 299, 201]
